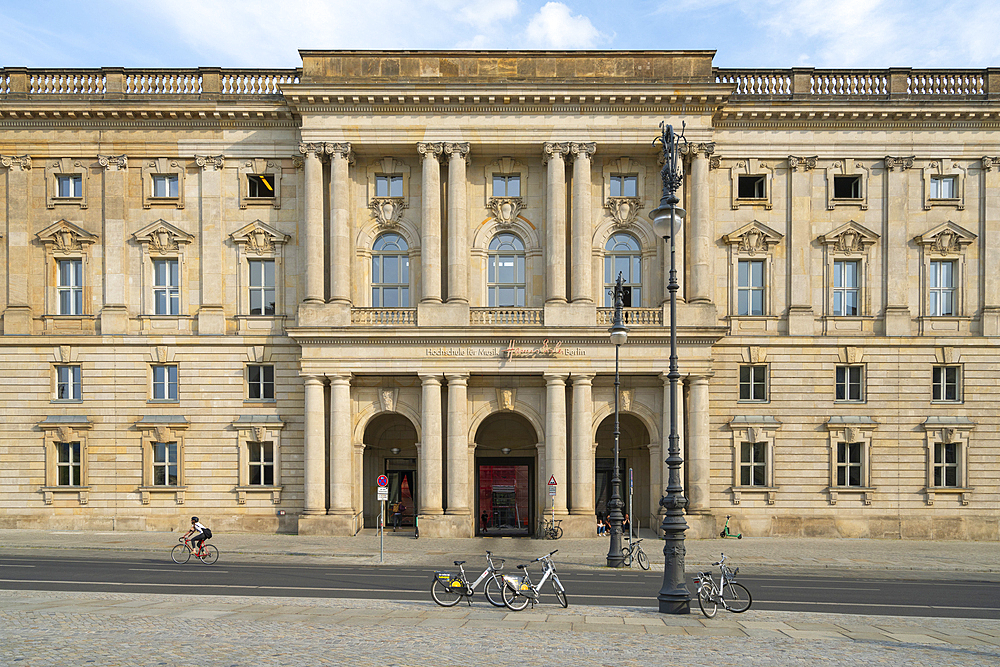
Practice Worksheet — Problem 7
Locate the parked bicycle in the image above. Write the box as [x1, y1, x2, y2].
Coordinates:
[693, 553, 751, 617]
[431, 551, 506, 607]
[538, 517, 563, 540]
[171, 536, 219, 565]
[501, 549, 568, 610]
[622, 537, 650, 570]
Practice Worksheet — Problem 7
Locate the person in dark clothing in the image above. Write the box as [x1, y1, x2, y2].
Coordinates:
[480, 510, 490, 533]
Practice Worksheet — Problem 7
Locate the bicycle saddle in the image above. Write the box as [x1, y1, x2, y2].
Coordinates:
[454, 560, 465, 566]
[517, 564, 528, 570]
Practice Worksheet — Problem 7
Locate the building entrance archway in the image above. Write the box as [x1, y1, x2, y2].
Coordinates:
[595, 413, 651, 533]
[474, 412, 537, 537]
[362, 413, 418, 530]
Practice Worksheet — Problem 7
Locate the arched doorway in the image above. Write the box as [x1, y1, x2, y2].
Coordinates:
[474, 412, 537, 537]
[595, 413, 651, 533]
[362, 413, 418, 530]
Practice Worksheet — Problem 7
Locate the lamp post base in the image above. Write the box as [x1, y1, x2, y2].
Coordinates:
[657, 597, 690, 614]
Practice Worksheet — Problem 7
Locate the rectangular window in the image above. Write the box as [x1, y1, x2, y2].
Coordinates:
[833, 175, 862, 199]
[152, 174, 179, 198]
[248, 174, 275, 198]
[740, 442, 767, 486]
[153, 259, 180, 315]
[836, 442, 864, 487]
[833, 260, 860, 316]
[932, 366, 960, 402]
[737, 259, 765, 316]
[933, 442, 958, 488]
[248, 259, 276, 315]
[56, 365, 81, 400]
[737, 175, 766, 199]
[249, 441, 275, 486]
[248, 364, 275, 400]
[56, 175, 83, 198]
[609, 174, 638, 198]
[835, 365, 864, 401]
[930, 176, 957, 199]
[491, 174, 520, 197]
[153, 441, 178, 486]
[152, 364, 178, 400]
[929, 260, 955, 316]
[375, 174, 404, 197]
[57, 258, 84, 315]
[57, 442, 82, 486]
[739, 365, 767, 401]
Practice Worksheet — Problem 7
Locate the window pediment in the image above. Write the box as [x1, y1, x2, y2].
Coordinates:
[819, 221, 879, 253]
[230, 220, 290, 255]
[133, 220, 195, 254]
[723, 221, 784, 254]
[37, 219, 99, 253]
[916, 221, 976, 254]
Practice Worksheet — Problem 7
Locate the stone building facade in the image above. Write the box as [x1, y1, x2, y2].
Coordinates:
[1, 52, 998, 539]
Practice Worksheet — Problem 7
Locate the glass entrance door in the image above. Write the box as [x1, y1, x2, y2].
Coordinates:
[386, 458, 415, 527]
[476, 458, 532, 536]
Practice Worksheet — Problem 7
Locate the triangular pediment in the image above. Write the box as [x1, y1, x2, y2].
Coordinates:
[818, 221, 880, 251]
[133, 219, 194, 254]
[36, 219, 99, 251]
[916, 221, 976, 253]
[722, 220, 784, 254]
[230, 220, 290, 254]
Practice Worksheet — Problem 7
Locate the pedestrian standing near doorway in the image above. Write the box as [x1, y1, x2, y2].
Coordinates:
[481, 510, 490, 533]
[391, 502, 403, 531]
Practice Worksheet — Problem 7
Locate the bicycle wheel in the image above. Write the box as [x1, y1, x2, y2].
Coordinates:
[636, 548, 650, 571]
[484, 574, 506, 608]
[621, 547, 632, 567]
[430, 578, 463, 607]
[502, 581, 531, 611]
[199, 545, 219, 564]
[171, 544, 190, 564]
[697, 586, 718, 618]
[552, 525, 563, 540]
[722, 582, 752, 613]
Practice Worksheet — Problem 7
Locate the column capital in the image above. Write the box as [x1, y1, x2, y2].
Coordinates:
[983, 157, 1000, 171]
[443, 142, 470, 161]
[303, 375, 326, 386]
[326, 373, 352, 385]
[884, 156, 914, 171]
[97, 154, 127, 171]
[569, 142, 596, 160]
[541, 142, 571, 164]
[787, 155, 817, 171]
[0, 155, 32, 170]
[570, 373, 595, 385]
[328, 142, 354, 164]
[417, 142, 444, 160]
[298, 142, 327, 159]
[195, 155, 225, 170]
[543, 372, 569, 385]
[419, 373, 443, 385]
[679, 142, 715, 159]
[444, 372, 470, 385]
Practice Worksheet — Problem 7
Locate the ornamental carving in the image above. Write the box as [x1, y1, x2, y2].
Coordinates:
[37, 219, 99, 253]
[298, 142, 328, 159]
[416, 142, 443, 161]
[788, 156, 817, 171]
[541, 142, 570, 163]
[328, 142, 354, 164]
[818, 221, 879, 254]
[885, 156, 914, 171]
[740, 229, 766, 253]
[569, 142, 596, 160]
[723, 221, 784, 255]
[133, 220, 194, 255]
[941, 428, 955, 444]
[497, 388, 515, 411]
[488, 197, 523, 228]
[679, 142, 715, 159]
[443, 142, 471, 162]
[915, 222, 976, 254]
[230, 220, 290, 256]
[844, 427, 860, 444]
[380, 388, 397, 413]
[195, 155, 224, 170]
[97, 154, 127, 170]
[983, 157, 999, 172]
[605, 197, 642, 229]
[369, 198, 407, 229]
[709, 156, 721, 170]
[1, 155, 32, 170]
[619, 389, 633, 412]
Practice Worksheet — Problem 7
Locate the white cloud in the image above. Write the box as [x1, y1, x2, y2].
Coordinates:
[456, 0, 520, 29]
[524, 2, 603, 49]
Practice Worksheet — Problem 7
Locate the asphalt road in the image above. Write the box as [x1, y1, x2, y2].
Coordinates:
[2, 551, 998, 619]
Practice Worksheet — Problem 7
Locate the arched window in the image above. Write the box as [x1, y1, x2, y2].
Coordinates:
[488, 233, 525, 307]
[604, 233, 642, 307]
[372, 233, 409, 307]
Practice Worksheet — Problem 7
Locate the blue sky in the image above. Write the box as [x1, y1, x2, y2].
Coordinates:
[1, 0, 997, 69]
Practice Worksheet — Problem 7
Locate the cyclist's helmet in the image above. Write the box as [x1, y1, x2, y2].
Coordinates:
[191, 516, 199, 522]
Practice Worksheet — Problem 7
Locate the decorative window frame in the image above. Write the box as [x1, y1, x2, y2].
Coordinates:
[602, 157, 646, 230]
[825, 416, 877, 505]
[722, 221, 783, 322]
[39, 416, 92, 505]
[825, 159, 870, 210]
[484, 157, 527, 228]
[922, 159, 966, 210]
[141, 158, 186, 209]
[915, 221, 976, 332]
[238, 158, 282, 209]
[136, 416, 189, 505]
[921, 417, 973, 506]
[133, 220, 194, 331]
[727, 416, 779, 505]
[818, 221, 879, 328]
[729, 159, 774, 210]
[45, 158, 90, 209]
[36, 219, 99, 330]
[366, 157, 411, 229]
[233, 415, 285, 505]
[230, 220, 290, 332]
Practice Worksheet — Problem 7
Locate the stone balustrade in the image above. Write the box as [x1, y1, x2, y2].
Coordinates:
[470, 308, 543, 325]
[596, 307, 663, 326]
[715, 67, 999, 99]
[0, 68, 300, 96]
[350, 308, 417, 326]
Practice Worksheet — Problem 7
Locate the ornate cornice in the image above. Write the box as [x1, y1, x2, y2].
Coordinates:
[541, 142, 571, 164]
[1, 155, 32, 170]
[195, 155, 225, 170]
[97, 154, 127, 170]
[884, 156, 914, 171]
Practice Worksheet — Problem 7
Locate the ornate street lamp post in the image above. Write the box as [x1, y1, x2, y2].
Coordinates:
[605, 273, 628, 568]
[649, 121, 691, 614]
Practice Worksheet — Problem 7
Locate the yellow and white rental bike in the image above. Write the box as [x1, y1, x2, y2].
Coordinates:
[501, 550, 568, 610]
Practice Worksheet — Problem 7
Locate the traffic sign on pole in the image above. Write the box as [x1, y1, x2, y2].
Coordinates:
[377, 475, 389, 487]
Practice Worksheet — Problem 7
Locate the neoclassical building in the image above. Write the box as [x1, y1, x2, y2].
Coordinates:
[1, 52, 998, 539]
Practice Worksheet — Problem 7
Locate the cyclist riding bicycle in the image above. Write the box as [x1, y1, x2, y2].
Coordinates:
[183, 516, 212, 556]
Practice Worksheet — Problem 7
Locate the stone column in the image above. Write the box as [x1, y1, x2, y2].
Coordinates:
[543, 142, 570, 303]
[787, 156, 816, 335]
[544, 373, 569, 514]
[299, 143, 326, 304]
[445, 143, 470, 304]
[196, 154, 225, 334]
[2, 155, 32, 334]
[685, 375, 711, 513]
[303, 376, 326, 515]
[569, 373, 595, 514]
[98, 154, 128, 334]
[570, 142, 596, 303]
[445, 373, 470, 517]
[419, 374, 444, 514]
[418, 143, 444, 303]
[982, 157, 1000, 335]
[686, 143, 714, 304]
[329, 143, 353, 308]
[328, 374, 353, 515]
[884, 156, 914, 335]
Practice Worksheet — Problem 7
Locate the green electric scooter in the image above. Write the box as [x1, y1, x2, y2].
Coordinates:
[720, 514, 742, 539]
